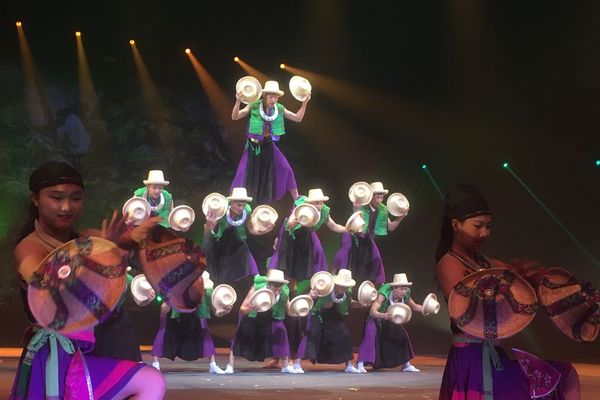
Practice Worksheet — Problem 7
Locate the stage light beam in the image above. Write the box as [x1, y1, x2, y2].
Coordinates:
[75, 31, 81, 37]
[421, 164, 444, 199]
[16, 21, 22, 27]
[129, 39, 135, 45]
[280, 63, 286, 69]
[234, 56, 239, 62]
[185, 48, 191, 54]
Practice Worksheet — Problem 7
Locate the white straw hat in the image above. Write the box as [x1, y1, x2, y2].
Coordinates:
[388, 303, 412, 325]
[288, 295, 314, 317]
[236, 76, 262, 104]
[249, 288, 276, 312]
[228, 187, 253, 202]
[369, 182, 388, 195]
[250, 205, 278, 235]
[334, 269, 356, 288]
[293, 203, 320, 227]
[202, 192, 228, 220]
[357, 280, 378, 306]
[168, 205, 195, 232]
[130, 274, 155, 306]
[422, 293, 440, 316]
[201, 270, 214, 290]
[211, 284, 237, 317]
[390, 273, 413, 286]
[262, 80, 284, 96]
[122, 197, 151, 225]
[143, 170, 169, 186]
[348, 181, 373, 205]
[387, 192, 410, 217]
[289, 76, 312, 102]
[305, 188, 329, 203]
[310, 271, 335, 296]
[266, 269, 289, 285]
[345, 211, 366, 234]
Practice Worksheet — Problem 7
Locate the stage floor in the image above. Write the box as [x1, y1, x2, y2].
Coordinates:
[1, 350, 600, 399]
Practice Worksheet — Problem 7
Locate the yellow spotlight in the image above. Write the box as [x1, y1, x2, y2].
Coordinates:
[185, 48, 191, 54]
[129, 39, 135, 45]
[234, 56, 239, 62]
[16, 21, 22, 27]
[280, 63, 286, 69]
[75, 31, 81, 37]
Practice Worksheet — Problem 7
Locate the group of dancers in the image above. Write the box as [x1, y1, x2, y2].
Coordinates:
[9, 76, 595, 399]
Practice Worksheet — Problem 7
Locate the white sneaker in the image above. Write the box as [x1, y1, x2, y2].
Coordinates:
[281, 366, 299, 374]
[151, 361, 160, 371]
[402, 364, 420, 372]
[358, 366, 368, 373]
[293, 363, 305, 374]
[345, 365, 361, 373]
[209, 363, 226, 374]
[224, 364, 235, 374]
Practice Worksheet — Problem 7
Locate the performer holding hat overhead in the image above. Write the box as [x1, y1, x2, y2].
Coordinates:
[231, 79, 310, 204]
[436, 184, 580, 400]
[134, 169, 173, 228]
[334, 182, 407, 285]
[225, 269, 297, 374]
[10, 161, 165, 400]
[355, 273, 425, 373]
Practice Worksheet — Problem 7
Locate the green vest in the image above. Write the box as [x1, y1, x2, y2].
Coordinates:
[377, 284, 411, 313]
[360, 203, 388, 236]
[117, 273, 134, 308]
[212, 203, 252, 241]
[248, 101, 286, 136]
[133, 187, 173, 228]
[286, 196, 330, 236]
[170, 286, 213, 320]
[311, 288, 352, 316]
[248, 275, 289, 320]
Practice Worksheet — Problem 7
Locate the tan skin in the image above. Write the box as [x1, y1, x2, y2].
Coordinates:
[15, 183, 166, 400]
[286, 200, 347, 234]
[204, 200, 274, 236]
[435, 214, 580, 399]
[353, 193, 406, 232]
[231, 91, 309, 200]
[369, 286, 423, 320]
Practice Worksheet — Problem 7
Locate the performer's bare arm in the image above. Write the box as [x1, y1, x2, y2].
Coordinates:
[284, 94, 311, 122]
[239, 287, 257, 315]
[326, 216, 347, 234]
[369, 294, 390, 320]
[407, 298, 424, 313]
[387, 214, 407, 232]
[232, 92, 251, 120]
[15, 241, 49, 284]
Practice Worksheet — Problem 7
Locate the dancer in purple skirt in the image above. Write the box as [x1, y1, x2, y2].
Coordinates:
[231, 80, 310, 204]
[10, 161, 165, 400]
[436, 184, 580, 400]
[225, 269, 297, 374]
[355, 273, 423, 373]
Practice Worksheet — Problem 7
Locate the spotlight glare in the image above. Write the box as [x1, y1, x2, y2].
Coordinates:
[234, 56, 239, 62]
[16, 21, 22, 27]
[185, 48, 191, 54]
[421, 164, 427, 169]
[75, 31, 81, 37]
[596, 160, 600, 167]
[502, 162, 509, 169]
[280, 63, 286, 69]
[156, 295, 162, 303]
[129, 39, 135, 45]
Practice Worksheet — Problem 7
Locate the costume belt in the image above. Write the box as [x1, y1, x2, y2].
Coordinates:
[248, 137, 272, 155]
[451, 335, 504, 400]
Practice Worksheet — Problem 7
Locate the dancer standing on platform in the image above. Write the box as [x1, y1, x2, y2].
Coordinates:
[10, 161, 165, 400]
[151, 271, 228, 374]
[204, 187, 273, 283]
[436, 184, 580, 400]
[231, 80, 310, 204]
[335, 182, 407, 285]
[355, 273, 422, 373]
[225, 269, 297, 374]
[134, 170, 173, 228]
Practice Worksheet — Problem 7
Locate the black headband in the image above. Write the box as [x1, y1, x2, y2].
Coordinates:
[29, 161, 84, 193]
[444, 184, 491, 220]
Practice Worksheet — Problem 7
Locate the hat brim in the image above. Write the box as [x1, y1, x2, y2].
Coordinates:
[262, 90, 284, 96]
[306, 196, 329, 203]
[288, 295, 314, 317]
[334, 277, 356, 288]
[357, 281, 378, 306]
[168, 206, 196, 232]
[388, 303, 412, 324]
[227, 196, 253, 202]
[390, 282, 413, 287]
[143, 180, 169, 186]
[249, 288, 276, 312]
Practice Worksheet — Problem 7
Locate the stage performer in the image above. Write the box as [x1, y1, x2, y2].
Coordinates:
[10, 161, 165, 400]
[231, 80, 310, 204]
[133, 169, 173, 228]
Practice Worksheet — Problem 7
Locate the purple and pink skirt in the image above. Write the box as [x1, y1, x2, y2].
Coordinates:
[232, 311, 290, 361]
[334, 233, 385, 285]
[152, 309, 215, 361]
[357, 317, 414, 369]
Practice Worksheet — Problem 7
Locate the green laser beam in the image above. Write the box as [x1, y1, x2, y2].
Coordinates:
[421, 164, 444, 199]
[503, 163, 600, 268]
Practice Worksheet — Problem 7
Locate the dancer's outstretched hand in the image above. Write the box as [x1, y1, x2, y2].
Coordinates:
[100, 209, 128, 242]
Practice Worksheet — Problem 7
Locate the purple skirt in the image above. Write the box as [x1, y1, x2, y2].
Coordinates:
[232, 312, 290, 361]
[439, 340, 575, 400]
[10, 335, 144, 400]
[357, 317, 414, 369]
[268, 225, 327, 281]
[333, 233, 385, 284]
[152, 309, 215, 361]
[231, 138, 297, 204]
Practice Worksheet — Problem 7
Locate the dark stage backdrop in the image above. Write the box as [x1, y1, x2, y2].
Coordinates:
[1, 1, 599, 362]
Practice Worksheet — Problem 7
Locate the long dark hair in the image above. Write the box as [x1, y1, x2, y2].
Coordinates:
[435, 213, 454, 263]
